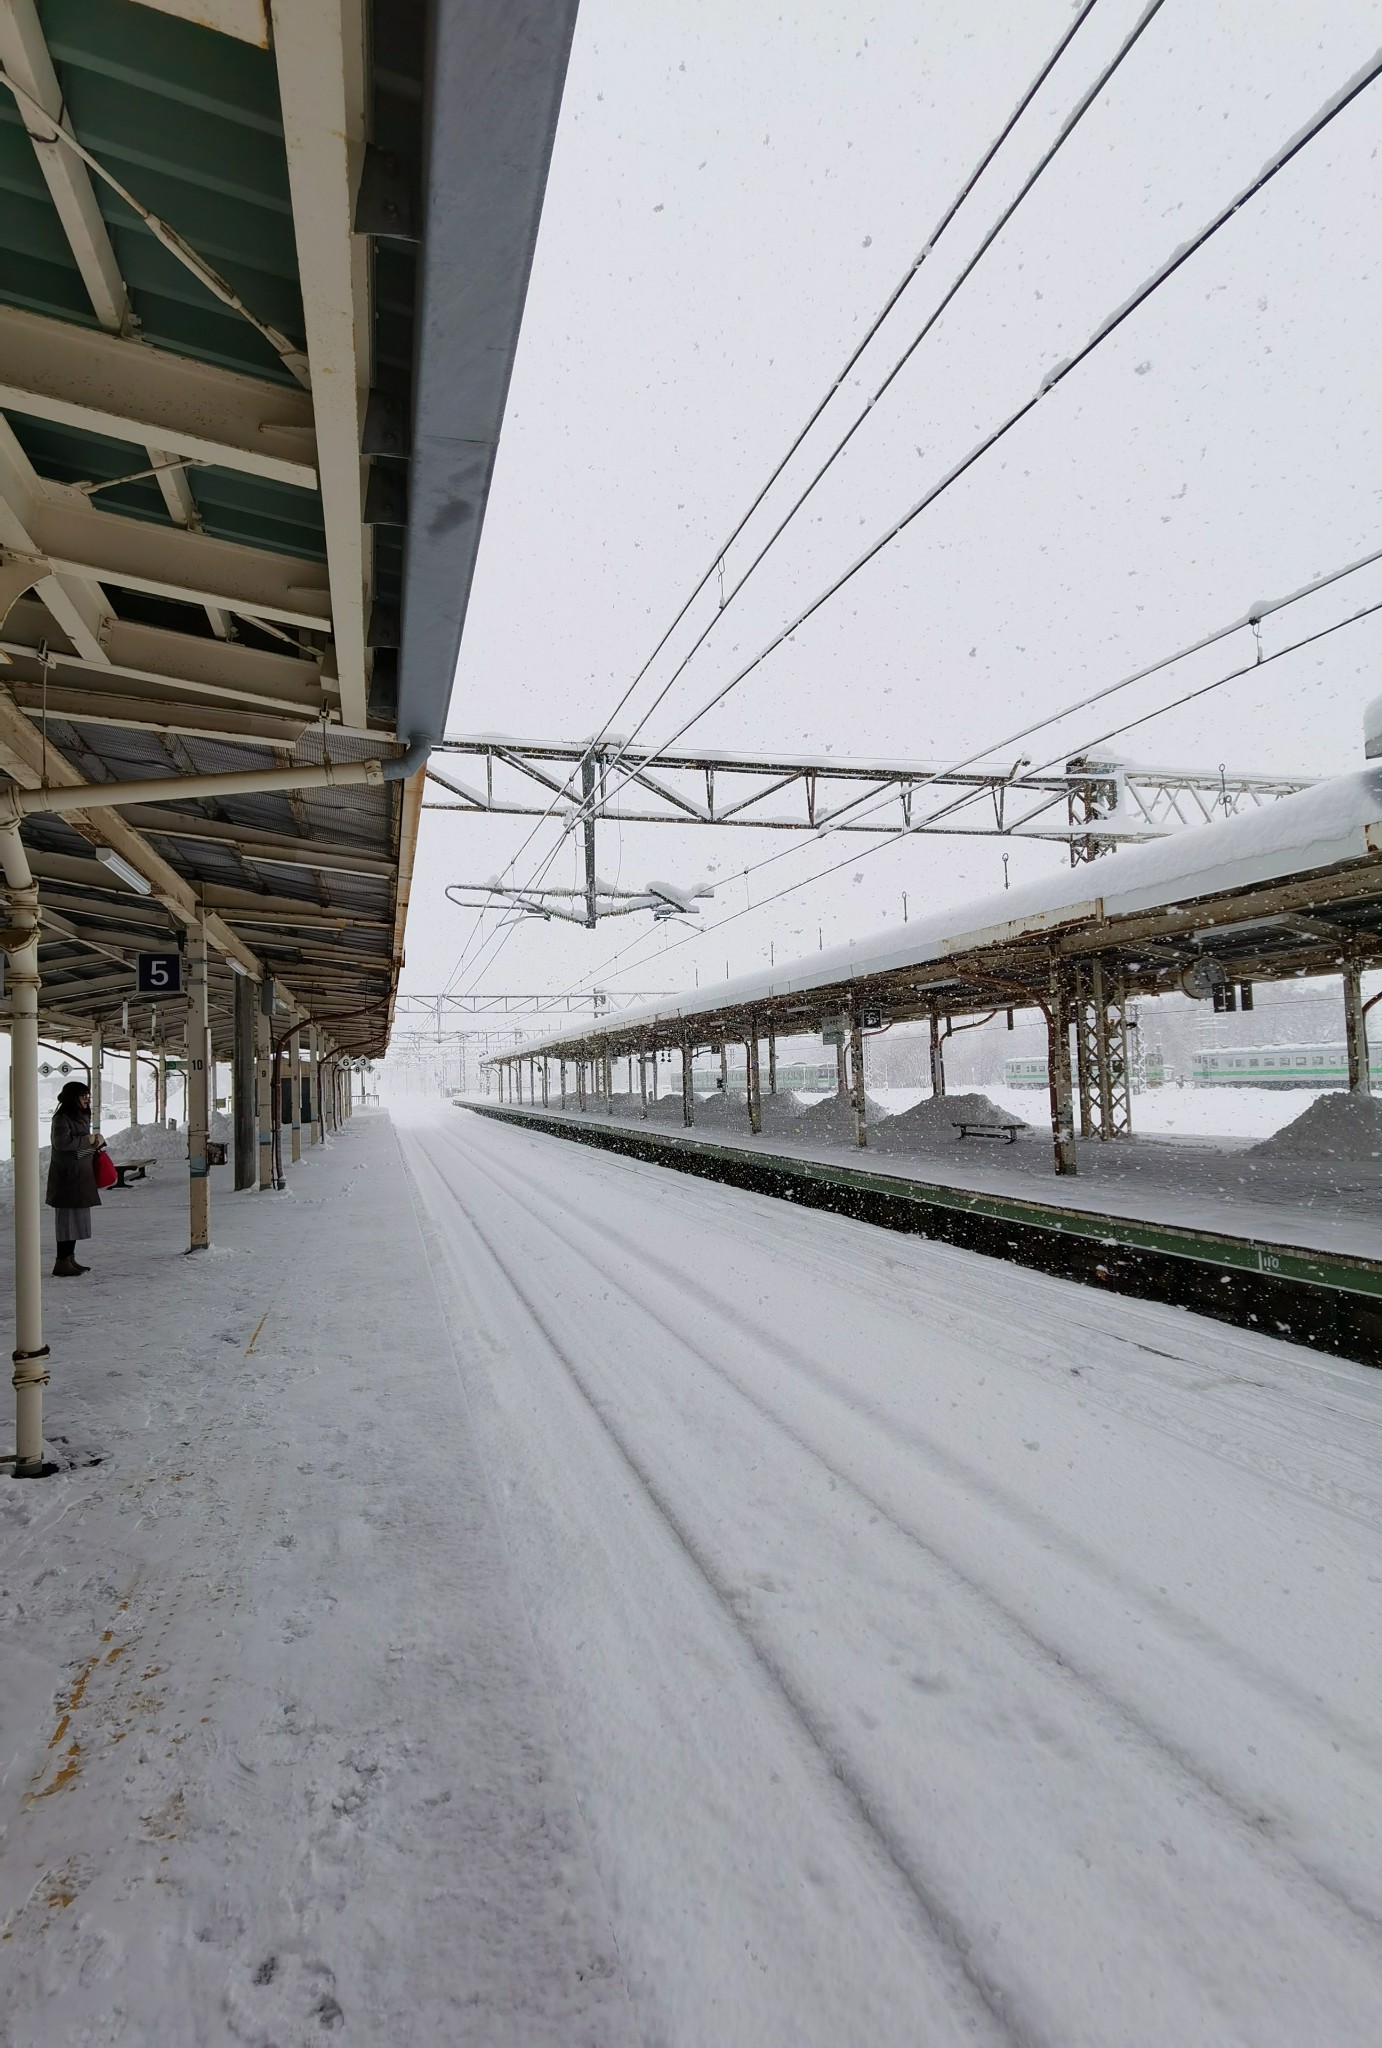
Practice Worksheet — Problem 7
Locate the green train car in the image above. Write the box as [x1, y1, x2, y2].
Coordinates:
[1189, 1043, 1379, 1089]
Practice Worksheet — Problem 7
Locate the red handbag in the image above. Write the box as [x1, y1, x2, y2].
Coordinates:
[94, 1148, 118, 1191]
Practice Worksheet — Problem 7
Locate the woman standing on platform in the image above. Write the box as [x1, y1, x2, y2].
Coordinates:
[46, 1079, 105, 1278]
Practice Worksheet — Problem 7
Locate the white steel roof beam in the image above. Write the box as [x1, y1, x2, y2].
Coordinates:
[0, 6, 298, 638]
[0, 416, 112, 663]
[271, 0, 371, 730]
[0, 306, 319, 489]
[3, 599, 329, 717]
[127, 0, 270, 46]
[0, 0, 129, 332]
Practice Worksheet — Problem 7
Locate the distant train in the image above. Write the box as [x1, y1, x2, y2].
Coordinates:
[1003, 1057, 1050, 1090]
[1188, 1044, 1379, 1089]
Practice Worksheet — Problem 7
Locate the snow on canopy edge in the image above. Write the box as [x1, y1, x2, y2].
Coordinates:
[515, 766, 1382, 1059]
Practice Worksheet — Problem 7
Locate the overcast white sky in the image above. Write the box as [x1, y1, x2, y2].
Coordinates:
[399, 0, 1382, 1013]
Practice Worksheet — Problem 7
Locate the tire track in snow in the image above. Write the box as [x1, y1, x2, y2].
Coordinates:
[405, 1128, 1032, 2048]
[430, 1116, 1382, 1952]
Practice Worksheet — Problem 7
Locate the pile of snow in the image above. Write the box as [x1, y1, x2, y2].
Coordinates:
[108, 1121, 190, 1165]
[872, 1090, 1030, 1154]
[1249, 1090, 1382, 1162]
[791, 1090, 893, 1146]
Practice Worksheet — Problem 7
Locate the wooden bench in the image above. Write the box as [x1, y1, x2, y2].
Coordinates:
[111, 1157, 156, 1188]
[952, 1120, 1025, 1145]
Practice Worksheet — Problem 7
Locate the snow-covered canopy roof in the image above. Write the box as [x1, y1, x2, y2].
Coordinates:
[509, 766, 1382, 1060]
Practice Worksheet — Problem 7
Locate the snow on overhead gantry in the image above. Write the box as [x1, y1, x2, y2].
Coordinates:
[489, 762, 1382, 1177]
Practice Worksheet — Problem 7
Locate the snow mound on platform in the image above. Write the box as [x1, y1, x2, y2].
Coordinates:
[109, 1121, 190, 1165]
[1249, 1090, 1382, 1161]
[790, 1090, 892, 1145]
[871, 1090, 1030, 1154]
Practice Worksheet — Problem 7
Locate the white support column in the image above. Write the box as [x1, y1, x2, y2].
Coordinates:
[89, 1021, 102, 1136]
[155, 1047, 167, 1125]
[639, 1041, 649, 1120]
[308, 1026, 321, 1143]
[128, 1034, 139, 1131]
[289, 1026, 303, 1162]
[2, 831, 48, 1473]
[256, 1002, 272, 1189]
[1343, 958, 1372, 1096]
[682, 1039, 695, 1127]
[187, 923, 211, 1251]
[559, 1059, 567, 1109]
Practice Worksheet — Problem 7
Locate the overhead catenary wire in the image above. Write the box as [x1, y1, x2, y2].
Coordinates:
[572, 0, 1168, 825]
[574, 44, 1382, 843]
[456, 527, 1382, 1008]
[434, 0, 1111, 994]
[446, 41, 1382, 1010]
[536, 573, 1382, 1005]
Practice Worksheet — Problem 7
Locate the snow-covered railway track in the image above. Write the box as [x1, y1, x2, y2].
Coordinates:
[399, 1108, 1382, 2048]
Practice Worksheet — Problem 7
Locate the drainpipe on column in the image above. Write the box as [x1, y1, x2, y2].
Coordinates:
[1, 828, 51, 1476]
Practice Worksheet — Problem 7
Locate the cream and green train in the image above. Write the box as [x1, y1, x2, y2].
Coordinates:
[1003, 1044, 1376, 1090]
[1188, 1044, 1379, 1088]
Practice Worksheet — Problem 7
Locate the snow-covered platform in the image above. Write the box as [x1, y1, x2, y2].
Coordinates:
[0, 1112, 639, 2046]
[7, 1103, 1382, 2044]
[471, 1097, 1382, 1365]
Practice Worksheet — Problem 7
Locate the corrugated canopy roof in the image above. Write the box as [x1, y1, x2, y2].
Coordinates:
[0, 0, 576, 1054]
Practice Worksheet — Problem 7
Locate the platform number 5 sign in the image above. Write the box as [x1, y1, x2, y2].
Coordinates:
[136, 952, 183, 995]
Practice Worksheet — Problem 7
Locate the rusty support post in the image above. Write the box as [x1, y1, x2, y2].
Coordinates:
[1343, 956, 1372, 1095]
[639, 1039, 648, 1119]
[746, 1029, 762, 1135]
[836, 1038, 848, 1098]
[767, 1022, 777, 1096]
[559, 1058, 567, 1109]
[1047, 960, 1078, 1175]
[681, 1039, 694, 1126]
[929, 1010, 945, 1098]
[848, 1005, 867, 1147]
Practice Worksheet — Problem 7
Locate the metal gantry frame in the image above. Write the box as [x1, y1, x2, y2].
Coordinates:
[425, 736, 1315, 863]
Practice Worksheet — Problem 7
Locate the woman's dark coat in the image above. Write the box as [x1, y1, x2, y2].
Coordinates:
[45, 1109, 101, 1210]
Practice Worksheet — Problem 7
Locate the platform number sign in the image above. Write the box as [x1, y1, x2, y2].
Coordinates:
[136, 951, 183, 996]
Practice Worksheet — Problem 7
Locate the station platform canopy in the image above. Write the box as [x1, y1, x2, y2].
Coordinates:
[511, 765, 1382, 1064]
[0, 0, 577, 1056]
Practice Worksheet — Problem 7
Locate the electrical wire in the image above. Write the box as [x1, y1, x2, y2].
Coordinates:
[539, 574, 1382, 1003]
[577, 46, 1382, 839]
[444, 42, 1382, 1008]
[575, 0, 1167, 821]
[454, 532, 1382, 1005]
[433, 0, 1110, 992]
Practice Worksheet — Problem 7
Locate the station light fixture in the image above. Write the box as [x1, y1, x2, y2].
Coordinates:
[93, 846, 152, 895]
